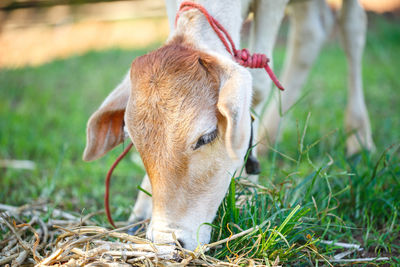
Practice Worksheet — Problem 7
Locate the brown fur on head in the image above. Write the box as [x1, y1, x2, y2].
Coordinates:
[126, 37, 223, 209]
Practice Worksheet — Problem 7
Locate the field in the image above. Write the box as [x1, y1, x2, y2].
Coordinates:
[1, 14, 400, 265]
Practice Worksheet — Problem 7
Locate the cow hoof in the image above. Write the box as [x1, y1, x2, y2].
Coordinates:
[346, 134, 375, 156]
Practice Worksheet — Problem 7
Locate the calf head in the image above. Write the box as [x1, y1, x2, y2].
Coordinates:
[83, 37, 252, 250]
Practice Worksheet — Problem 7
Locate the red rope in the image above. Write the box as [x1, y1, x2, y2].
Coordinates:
[105, 142, 133, 228]
[175, 1, 284, 91]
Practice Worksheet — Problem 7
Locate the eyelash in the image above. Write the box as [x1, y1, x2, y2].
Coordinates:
[194, 129, 218, 150]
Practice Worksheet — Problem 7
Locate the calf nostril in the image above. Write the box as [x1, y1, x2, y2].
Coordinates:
[176, 238, 185, 249]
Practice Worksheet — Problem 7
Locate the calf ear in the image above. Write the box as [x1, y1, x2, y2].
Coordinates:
[83, 73, 131, 161]
[217, 65, 252, 159]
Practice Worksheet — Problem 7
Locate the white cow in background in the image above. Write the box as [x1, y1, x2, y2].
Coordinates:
[83, 0, 374, 251]
[257, 0, 374, 156]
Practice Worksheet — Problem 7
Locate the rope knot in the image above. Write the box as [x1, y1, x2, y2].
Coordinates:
[234, 49, 270, 69]
[175, 1, 284, 91]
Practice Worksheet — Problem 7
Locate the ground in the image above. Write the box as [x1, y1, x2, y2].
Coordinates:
[0, 14, 399, 265]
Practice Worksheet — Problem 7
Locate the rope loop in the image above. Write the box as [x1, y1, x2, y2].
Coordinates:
[175, 1, 284, 91]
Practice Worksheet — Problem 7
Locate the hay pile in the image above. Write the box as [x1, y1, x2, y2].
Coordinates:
[0, 203, 264, 266]
[2, 180, 389, 266]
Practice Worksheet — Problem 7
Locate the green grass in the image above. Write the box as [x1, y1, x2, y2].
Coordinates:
[0, 47, 154, 219]
[1, 15, 399, 265]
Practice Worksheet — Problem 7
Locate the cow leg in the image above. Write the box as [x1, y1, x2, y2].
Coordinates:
[128, 174, 152, 223]
[258, 0, 334, 154]
[247, 0, 288, 174]
[339, 0, 374, 155]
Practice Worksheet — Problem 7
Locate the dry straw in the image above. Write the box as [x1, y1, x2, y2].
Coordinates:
[0, 202, 275, 266]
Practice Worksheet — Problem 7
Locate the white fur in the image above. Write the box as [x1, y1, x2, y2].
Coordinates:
[128, 174, 152, 222]
[170, 0, 242, 58]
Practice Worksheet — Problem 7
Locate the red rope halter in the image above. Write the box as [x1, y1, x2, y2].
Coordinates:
[175, 1, 284, 91]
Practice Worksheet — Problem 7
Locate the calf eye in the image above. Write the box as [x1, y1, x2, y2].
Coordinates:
[194, 128, 218, 150]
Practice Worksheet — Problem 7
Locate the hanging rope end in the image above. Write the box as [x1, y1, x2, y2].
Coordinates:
[264, 65, 284, 91]
[276, 81, 285, 91]
[104, 142, 134, 229]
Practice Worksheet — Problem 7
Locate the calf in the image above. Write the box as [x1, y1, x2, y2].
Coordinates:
[84, 0, 252, 250]
[83, 0, 374, 251]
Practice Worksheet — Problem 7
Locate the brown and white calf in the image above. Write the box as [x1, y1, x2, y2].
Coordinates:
[83, 0, 373, 251]
[84, 0, 252, 250]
